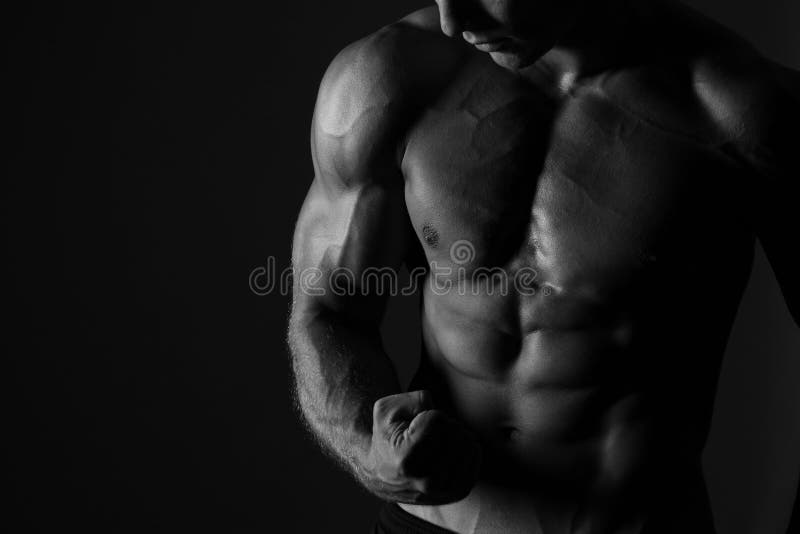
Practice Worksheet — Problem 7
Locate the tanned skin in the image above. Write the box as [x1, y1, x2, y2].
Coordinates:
[289, 0, 800, 532]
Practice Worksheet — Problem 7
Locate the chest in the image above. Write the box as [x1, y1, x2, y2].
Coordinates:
[400, 68, 751, 294]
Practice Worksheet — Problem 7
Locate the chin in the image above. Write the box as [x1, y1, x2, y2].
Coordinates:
[487, 39, 552, 71]
[489, 50, 538, 70]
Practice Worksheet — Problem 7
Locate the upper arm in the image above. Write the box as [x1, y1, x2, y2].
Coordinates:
[291, 30, 416, 326]
[696, 52, 800, 325]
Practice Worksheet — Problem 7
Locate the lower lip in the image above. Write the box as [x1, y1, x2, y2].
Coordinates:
[474, 40, 510, 52]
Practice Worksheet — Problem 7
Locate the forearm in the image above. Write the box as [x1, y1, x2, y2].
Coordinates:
[288, 304, 402, 486]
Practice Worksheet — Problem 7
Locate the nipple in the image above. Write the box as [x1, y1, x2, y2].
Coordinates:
[499, 425, 521, 441]
[422, 224, 439, 248]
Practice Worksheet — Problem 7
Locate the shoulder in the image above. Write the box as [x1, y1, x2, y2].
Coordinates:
[311, 7, 466, 182]
[602, 1, 798, 172]
[663, 8, 800, 180]
[691, 47, 800, 161]
[313, 7, 464, 147]
[589, 3, 773, 141]
[663, 3, 800, 143]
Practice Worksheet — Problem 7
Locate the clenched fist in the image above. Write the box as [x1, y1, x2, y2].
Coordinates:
[364, 390, 482, 504]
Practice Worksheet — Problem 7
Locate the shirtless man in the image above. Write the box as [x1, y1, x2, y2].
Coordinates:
[288, 0, 800, 531]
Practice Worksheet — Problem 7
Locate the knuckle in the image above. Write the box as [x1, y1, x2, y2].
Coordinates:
[373, 396, 389, 414]
[373, 396, 394, 421]
[411, 410, 441, 437]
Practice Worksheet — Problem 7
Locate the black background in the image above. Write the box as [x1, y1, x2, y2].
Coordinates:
[6, 1, 800, 532]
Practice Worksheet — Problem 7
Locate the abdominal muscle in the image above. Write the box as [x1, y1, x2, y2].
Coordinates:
[399, 284, 716, 534]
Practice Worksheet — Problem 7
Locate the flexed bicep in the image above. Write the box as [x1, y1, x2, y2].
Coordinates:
[291, 32, 419, 325]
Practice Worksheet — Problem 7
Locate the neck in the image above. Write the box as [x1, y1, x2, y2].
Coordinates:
[520, 0, 648, 91]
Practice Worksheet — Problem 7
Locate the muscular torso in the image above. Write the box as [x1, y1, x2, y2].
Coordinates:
[391, 8, 757, 533]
